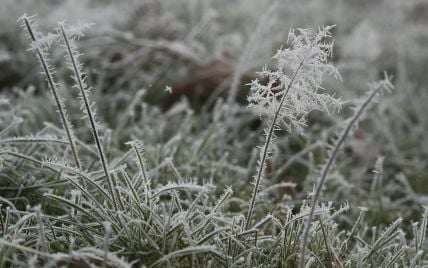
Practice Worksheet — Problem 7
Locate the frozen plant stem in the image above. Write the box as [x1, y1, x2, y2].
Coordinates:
[20, 16, 82, 176]
[245, 50, 309, 230]
[246, 26, 341, 230]
[59, 24, 117, 211]
[299, 79, 392, 267]
[34, 205, 47, 254]
[127, 141, 152, 209]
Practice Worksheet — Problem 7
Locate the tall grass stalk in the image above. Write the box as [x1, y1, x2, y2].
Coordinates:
[299, 76, 393, 267]
[245, 26, 340, 230]
[18, 15, 82, 179]
[58, 24, 118, 210]
[245, 57, 305, 230]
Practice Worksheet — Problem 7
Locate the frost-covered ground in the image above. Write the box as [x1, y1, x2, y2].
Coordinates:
[1, 0, 428, 267]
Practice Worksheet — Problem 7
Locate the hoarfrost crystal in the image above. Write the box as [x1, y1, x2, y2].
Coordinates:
[248, 25, 342, 135]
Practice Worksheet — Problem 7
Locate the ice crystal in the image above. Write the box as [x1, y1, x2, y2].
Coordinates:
[248, 25, 342, 135]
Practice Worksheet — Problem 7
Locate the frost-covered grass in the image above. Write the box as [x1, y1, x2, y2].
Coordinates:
[1, 1, 428, 267]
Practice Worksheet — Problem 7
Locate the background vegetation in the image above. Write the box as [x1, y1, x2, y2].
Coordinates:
[0, 0, 427, 267]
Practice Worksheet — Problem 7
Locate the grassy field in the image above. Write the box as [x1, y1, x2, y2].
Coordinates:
[0, 1, 427, 267]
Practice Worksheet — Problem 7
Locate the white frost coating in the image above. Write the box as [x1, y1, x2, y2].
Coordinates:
[248, 25, 342, 135]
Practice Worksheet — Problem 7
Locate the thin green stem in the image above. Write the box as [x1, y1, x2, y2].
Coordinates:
[22, 17, 82, 181]
[245, 52, 307, 230]
[59, 25, 117, 211]
[299, 84, 386, 267]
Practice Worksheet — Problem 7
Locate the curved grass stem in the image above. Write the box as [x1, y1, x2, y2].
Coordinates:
[299, 80, 391, 267]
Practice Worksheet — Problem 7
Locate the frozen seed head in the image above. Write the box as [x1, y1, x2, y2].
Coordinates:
[248, 25, 342, 135]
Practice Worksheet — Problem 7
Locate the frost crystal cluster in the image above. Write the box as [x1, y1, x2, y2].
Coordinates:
[245, 26, 342, 229]
[248, 25, 341, 134]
